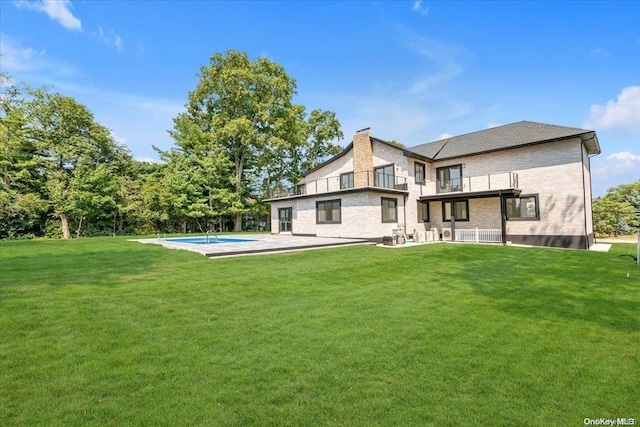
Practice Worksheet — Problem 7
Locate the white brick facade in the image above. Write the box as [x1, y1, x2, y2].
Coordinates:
[266, 124, 599, 249]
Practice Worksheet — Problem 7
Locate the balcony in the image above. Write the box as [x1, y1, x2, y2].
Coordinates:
[267, 171, 408, 199]
[423, 172, 519, 195]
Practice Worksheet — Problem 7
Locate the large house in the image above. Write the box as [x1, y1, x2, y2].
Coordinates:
[264, 121, 601, 249]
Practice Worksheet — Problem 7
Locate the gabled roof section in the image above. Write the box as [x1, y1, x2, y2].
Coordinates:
[302, 135, 432, 177]
[407, 121, 601, 160]
[302, 142, 353, 177]
[370, 137, 432, 162]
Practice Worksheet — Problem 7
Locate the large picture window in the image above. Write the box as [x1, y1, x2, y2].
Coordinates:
[340, 172, 354, 189]
[442, 200, 469, 221]
[381, 198, 398, 223]
[437, 164, 462, 193]
[415, 162, 426, 184]
[316, 199, 341, 224]
[506, 195, 539, 220]
[418, 201, 429, 222]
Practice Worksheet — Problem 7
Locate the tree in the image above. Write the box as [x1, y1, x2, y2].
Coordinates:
[593, 180, 640, 236]
[0, 74, 48, 238]
[175, 50, 342, 231]
[24, 89, 130, 238]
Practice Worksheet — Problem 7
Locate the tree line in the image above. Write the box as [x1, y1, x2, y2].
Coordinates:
[0, 50, 343, 239]
[592, 180, 640, 237]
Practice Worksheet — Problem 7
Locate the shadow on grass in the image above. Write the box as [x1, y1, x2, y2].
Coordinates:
[0, 238, 183, 290]
[462, 245, 640, 333]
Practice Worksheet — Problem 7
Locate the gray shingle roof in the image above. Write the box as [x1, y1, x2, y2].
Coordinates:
[407, 121, 600, 160]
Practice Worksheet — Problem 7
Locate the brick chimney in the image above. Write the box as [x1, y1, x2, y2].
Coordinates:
[353, 127, 373, 187]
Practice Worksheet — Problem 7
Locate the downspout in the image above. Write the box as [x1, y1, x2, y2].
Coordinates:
[450, 200, 456, 241]
[403, 194, 408, 236]
[499, 191, 507, 245]
[580, 144, 589, 250]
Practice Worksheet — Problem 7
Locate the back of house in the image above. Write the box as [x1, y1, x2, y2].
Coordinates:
[265, 121, 601, 249]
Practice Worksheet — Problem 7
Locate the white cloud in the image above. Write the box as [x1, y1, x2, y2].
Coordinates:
[437, 133, 453, 140]
[412, 1, 429, 16]
[114, 35, 123, 52]
[591, 151, 640, 196]
[137, 41, 145, 55]
[91, 26, 124, 52]
[607, 151, 640, 168]
[585, 86, 640, 133]
[402, 33, 468, 96]
[14, 0, 81, 31]
[486, 122, 501, 129]
[0, 36, 77, 75]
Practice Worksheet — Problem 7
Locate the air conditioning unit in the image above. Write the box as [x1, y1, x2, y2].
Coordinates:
[441, 227, 453, 241]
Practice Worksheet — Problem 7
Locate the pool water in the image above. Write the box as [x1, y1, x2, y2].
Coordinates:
[165, 236, 257, 245]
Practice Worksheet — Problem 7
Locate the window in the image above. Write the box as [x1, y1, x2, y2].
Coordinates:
[415, 162, 426, 184]
[442, 200, 469, 221]
[340, 172, 354, 189]
[374, 164, 395, 189]
[506, 195, 539, 220]
[381, 198, 398, 223]
[436, 164, 462, 193]
[418, 201, 429, 222]
[316, 199, 341, 224]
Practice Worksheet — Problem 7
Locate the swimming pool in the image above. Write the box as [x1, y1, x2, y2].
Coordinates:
[165, 236, 257, 245]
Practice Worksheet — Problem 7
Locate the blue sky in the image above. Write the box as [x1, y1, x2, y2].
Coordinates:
[1, 0, 639, 196]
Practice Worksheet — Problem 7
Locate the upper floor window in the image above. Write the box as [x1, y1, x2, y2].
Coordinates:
[374, 164, 395, 189]
[340, 172, 354, 189]
[443, 200, 469, 221]
[381, 197, 398, 223]
[506, 195, 539, 220]
[437, 164, 462, 193]
[415, 162, 426, 184]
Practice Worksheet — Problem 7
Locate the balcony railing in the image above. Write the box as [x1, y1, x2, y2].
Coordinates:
[267, 171, 408, 198]
[267, 171, 519, 199]
[428, 172, 519, 195]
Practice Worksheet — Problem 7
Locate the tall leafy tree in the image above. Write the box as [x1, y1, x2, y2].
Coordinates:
[25, 89, 130, 238]
[175, 50, 342, 231]
[0, 75, 48, 238]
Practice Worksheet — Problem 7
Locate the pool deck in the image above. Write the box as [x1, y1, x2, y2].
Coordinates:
[133, 234, 373, 258]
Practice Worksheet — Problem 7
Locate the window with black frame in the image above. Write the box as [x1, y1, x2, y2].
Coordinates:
[418, 200, 429, 222]
[506, 195, 539, 220]
[381, 198, 398, 223]
[340, 172, 354, 189]
[415, 162, 426, 184]
[374, 165, 394, 189]
[442, 200, 469, 221]
[436, 164, 462, 193]
[316, 199, 341, 224]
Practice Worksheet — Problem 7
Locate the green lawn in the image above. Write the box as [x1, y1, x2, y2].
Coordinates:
[1, 238, 638, 426]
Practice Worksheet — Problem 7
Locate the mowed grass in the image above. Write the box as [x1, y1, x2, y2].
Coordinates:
[1, 238, 638, 426]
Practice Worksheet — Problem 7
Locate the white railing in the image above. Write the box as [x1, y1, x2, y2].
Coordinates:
[455, 228, 502, 243]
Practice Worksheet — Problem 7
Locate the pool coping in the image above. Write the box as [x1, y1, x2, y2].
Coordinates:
[132, 234, 373, 258]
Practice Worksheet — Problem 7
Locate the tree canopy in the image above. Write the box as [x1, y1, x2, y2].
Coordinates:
[1, 51, 344, 238]
[172, 50, 343, 231]
[593, 180, 640, 237]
